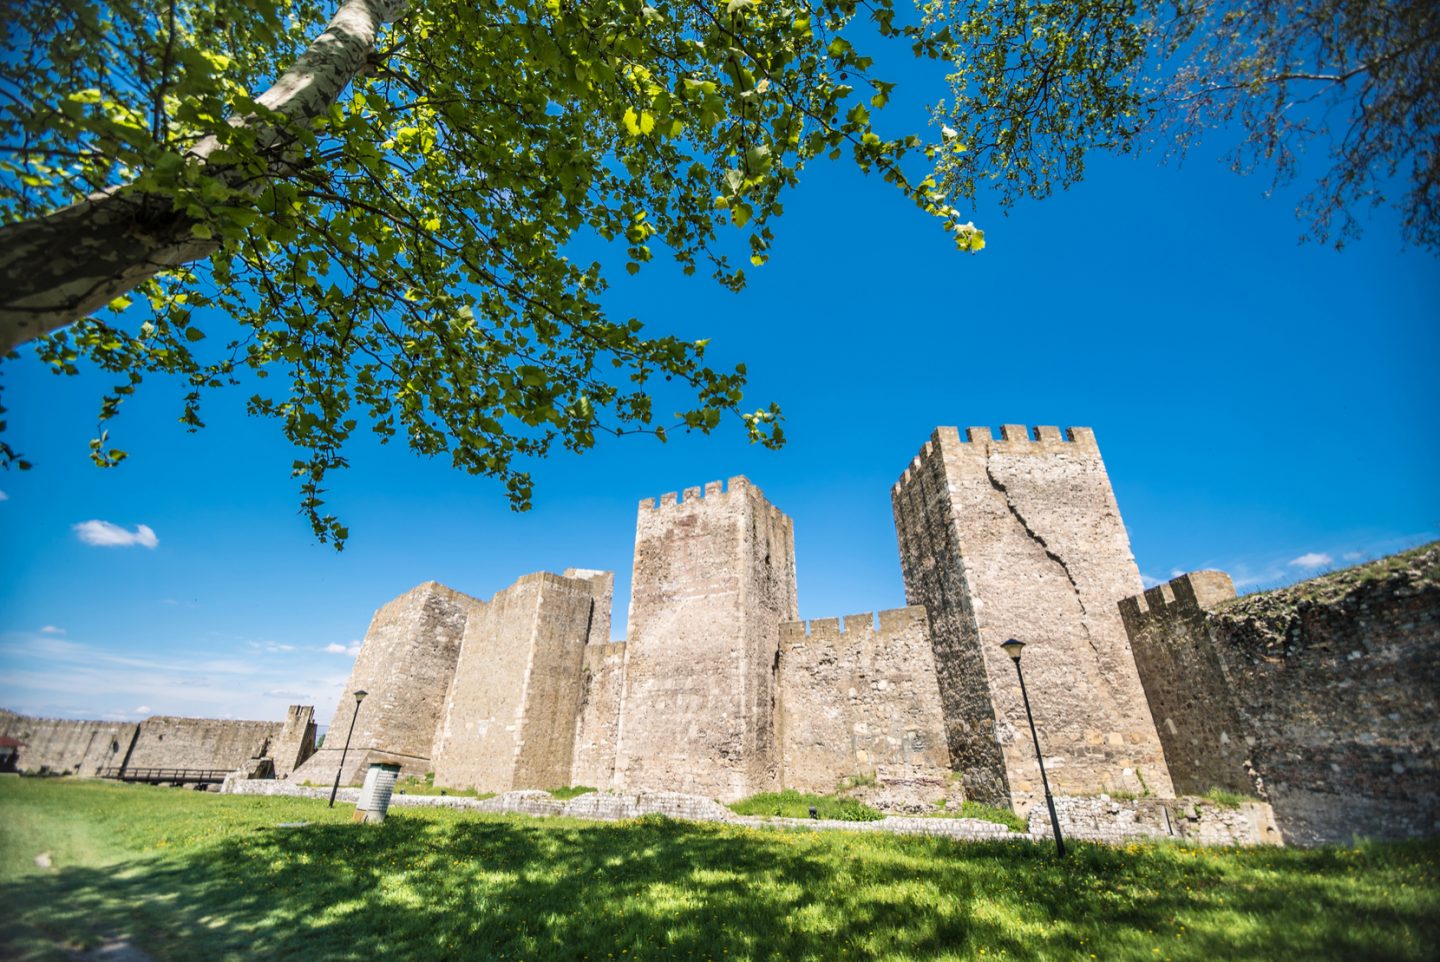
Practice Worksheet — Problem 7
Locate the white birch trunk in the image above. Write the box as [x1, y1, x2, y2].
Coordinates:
[0, 0, 408, 353]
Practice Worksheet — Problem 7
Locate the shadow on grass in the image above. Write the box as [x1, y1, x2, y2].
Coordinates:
[5, 808, 1438, 962]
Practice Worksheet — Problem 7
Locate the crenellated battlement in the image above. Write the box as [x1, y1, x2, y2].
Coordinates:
[638, 475, 754, 511]
[779, 607, 928, 647]
[892, 425, 1102, 494]
[1118, 571, 1236, 631]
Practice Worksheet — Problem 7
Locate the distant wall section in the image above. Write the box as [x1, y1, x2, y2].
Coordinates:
[0, 712, 137, 776]
[126, 716, 284, 773]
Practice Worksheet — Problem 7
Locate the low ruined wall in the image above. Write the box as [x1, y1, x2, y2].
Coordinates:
[1124, 544, 1440, 845]
[0, 711, 137, 775]
[223, 779, 1275, 847]
[1027, 795, 1281, 847]
[778, 607, 950, 794]
[125, 716, 285, 772]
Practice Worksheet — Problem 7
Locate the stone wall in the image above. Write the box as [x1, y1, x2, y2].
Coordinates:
[0, 708, 315, 777]
[1028, 795, 1282, 847]
[571, 641, 627, 788]
[892, 425, 1174, 811]
[291, 581, 477, 786]
[777, 607, 950, 794]
[1121, 571, 1253, 795]
[126, 716, 284, 773]
[432, 571, 601, 792]
[0, 711, 138, 775]
[613, 477, 798, 801]
[1124, 545, 1440, 845]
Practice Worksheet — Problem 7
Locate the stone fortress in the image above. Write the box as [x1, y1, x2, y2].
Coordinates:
[6, 424, 1436, 846]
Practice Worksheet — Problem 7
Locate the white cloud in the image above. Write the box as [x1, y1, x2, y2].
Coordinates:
[324, 641, 362, 656]
[0, 489, 8, 501]
[249, 640, 296, 653]
[39, 625, 65, 634]
[136, 705, 151, 714]
[1289, 552, 1333, 570]
[1140, 573, 1164, 589]
[73, 520, 158, 549]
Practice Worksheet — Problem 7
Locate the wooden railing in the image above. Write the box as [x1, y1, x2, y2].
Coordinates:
[97, 766, 233, 785]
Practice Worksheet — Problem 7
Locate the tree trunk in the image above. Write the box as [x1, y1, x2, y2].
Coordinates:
[0, 0, 408, 353]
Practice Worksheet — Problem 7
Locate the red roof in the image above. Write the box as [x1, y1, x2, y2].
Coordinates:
[0, 736, 24, 748]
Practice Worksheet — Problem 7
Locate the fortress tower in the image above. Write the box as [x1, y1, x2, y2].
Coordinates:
[892, 425, 1173, 809]
[291, 581, 477, 785]
[612, 477, 798, 800]
[432, 569, 611, 792]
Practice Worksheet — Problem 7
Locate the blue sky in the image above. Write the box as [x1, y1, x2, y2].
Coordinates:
[1, 40, 1436, 726]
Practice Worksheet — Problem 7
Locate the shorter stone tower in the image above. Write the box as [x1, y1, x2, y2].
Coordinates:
[892, 425, 1173, 810]
[613, 477, 798, 800]
[291, 581, 477, 786]
[432, 569, 611, 792]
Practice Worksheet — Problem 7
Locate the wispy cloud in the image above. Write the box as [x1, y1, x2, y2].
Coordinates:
[0, 489, 8, 501]
[0, 630, 349, 723]
[1289, 552, 1333, 570]
[73, 520, 158, 549]
[39, 625, 65, 635]
[249, 640, 296, 654]
[324, 641, 362, 656]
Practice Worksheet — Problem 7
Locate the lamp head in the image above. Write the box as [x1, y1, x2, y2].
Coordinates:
[1001, 639, 1025, 663]
[353, 689, 368, 703]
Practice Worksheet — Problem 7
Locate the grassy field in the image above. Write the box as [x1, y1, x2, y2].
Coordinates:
[2, 779, 1436, 962]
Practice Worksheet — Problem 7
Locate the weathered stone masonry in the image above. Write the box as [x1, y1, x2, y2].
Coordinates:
[613, 478, 798, 800]
[0, 707, 315, 778]
[22, 421, 1433, 850]
[891, 426, 1173, 809]
[1124, 546, 1440, 845]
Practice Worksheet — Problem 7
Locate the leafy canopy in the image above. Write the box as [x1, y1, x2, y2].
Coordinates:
[1, 0, 1432, 544]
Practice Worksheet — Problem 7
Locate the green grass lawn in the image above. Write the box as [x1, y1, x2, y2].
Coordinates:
[2, 779, 1436, 962]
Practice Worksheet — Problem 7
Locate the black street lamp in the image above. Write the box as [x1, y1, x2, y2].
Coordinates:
[329, 689, 368, 808]
[1001, 639, 1066, 858]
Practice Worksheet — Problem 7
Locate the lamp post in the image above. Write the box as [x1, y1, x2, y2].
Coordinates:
[329, 689, 368, 808]
[1000, 639, 1066, 858]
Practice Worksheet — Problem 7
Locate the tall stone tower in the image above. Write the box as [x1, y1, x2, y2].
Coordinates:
[613, 476, 798, 800]
[892, 425, 1173, 810]
[290, 581, 477, 786]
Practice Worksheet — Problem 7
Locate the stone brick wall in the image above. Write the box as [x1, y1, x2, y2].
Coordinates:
[1121, 571, 1253, 795]
[1124, 545, 1440, 844]
[892, 425, 1173, 811]
[126, 716, 284, 772]
[0, 711, 138, 775]
[571, 641, 627, 788]
[432, 571, 599, 792]
[777, 607, 950, 794]
[291, 581, 478, 786]
[614, 477, 798, 801]
[1028, 795, 1282, 846]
